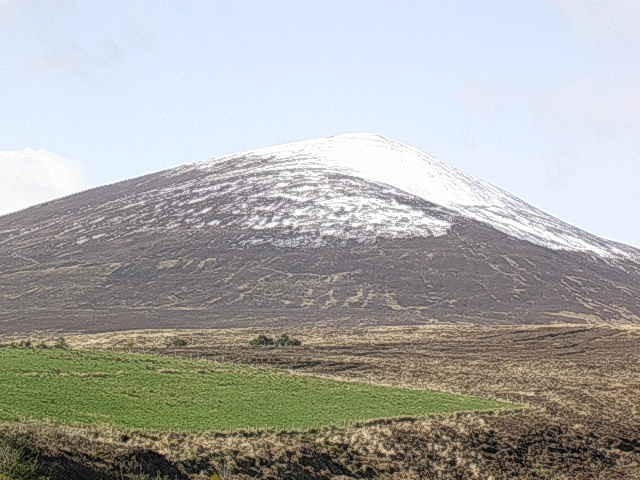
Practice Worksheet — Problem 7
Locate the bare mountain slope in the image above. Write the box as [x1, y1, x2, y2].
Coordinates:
[1, 133, 639, 333]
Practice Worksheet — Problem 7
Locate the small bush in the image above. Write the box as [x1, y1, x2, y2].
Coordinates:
[164, 337, 188, 348]
[8, 338, 71, 350]
[249, 334, 274, 347]
[275, 334, 301, 347]
[249, 334, 302, 347]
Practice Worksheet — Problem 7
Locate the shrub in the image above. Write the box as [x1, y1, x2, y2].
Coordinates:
[275, 334, 302, 347]
[164, 337, 188, 348]
[249, 334, 302, 347]
[249, 334, 274, 347]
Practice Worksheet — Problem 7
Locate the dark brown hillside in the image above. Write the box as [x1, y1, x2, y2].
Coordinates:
[1, 198, 639, 334]
[2, 135, 639, 333]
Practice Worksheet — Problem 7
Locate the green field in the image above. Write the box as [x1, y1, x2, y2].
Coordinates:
[0, 347, 510, 432]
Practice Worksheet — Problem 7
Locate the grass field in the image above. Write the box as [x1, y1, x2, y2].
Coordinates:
[0, 346, 509, 432]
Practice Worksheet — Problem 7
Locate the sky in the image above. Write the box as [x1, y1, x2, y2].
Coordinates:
[1, 0, 639, 247]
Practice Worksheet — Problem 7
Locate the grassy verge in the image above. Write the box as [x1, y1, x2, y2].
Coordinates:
[0, 347, 512, 432]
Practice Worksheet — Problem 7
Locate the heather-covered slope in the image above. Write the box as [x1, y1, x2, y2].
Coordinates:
[1, 134, 639, 333]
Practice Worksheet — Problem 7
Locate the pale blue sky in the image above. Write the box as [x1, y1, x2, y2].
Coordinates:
[1, 0, 639, 246]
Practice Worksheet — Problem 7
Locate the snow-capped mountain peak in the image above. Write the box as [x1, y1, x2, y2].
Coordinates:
[185, 133, 635, 259]
[11, 133, 634, 260]
[3, 133, 640, 331]
[198, 132, 504, 208]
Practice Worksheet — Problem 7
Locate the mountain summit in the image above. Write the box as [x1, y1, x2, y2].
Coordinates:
[183, 133, 637, 258]
[1, 134, 639, 333]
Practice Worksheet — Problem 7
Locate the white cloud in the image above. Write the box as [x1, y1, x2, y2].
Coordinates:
[0, 149, 87, 216]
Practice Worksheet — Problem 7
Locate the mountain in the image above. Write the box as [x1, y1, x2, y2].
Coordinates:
[1, 133, 639, 333]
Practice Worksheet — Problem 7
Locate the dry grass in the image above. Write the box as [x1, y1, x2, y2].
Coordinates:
[1, 324, 639, 479]
[60, 324, 640, 419]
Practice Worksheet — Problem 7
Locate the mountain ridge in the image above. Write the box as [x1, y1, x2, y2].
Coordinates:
[1, 133, 639, 333]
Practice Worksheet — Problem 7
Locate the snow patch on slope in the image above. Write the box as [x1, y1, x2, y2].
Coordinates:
[188, 133, 634, 258]
[52, 133, 634, 259]
[163, 156, 454, 247]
